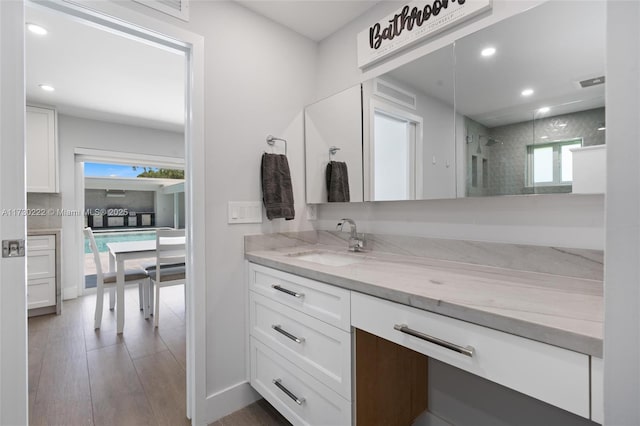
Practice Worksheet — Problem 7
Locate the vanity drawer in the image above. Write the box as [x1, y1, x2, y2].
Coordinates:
[351, 292, 590, 418]
[250, 291, 351, 399]
[250, 337, 351, 426]
[249, 263, 350, 331]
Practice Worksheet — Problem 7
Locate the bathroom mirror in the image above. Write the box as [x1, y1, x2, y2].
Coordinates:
[304, 84, 364, 204]
[455, 0, 606, 197]
[362, 44, 456, 201]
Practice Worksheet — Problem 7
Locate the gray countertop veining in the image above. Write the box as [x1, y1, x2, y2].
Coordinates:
[244, 232, 603, 357]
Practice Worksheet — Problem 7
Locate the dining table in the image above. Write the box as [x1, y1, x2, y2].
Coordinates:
[106, 240, 156, 333]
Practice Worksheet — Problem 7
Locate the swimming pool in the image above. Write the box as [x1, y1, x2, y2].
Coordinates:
[85, 230, 157, 254]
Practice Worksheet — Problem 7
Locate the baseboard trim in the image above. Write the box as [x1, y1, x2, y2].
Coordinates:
[202, 381, 260, 425]
[62, 286, 78, 300]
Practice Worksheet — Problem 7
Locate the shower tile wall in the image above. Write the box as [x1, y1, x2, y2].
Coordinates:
[465, 117, 491, 197]
[466, 107, 605, 196]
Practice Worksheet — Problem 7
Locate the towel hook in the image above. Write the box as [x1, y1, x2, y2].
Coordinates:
[266, 135, 287, 156]
[329, 146, 340, 161]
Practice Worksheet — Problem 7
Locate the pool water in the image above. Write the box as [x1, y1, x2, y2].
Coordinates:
[85, 231, 157, 254]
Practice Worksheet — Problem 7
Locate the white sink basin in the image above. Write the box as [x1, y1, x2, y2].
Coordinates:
[288, 251, 365, 267]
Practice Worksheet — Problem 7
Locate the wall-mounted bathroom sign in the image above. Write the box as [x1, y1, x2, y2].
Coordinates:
[357, 0, 492, 68]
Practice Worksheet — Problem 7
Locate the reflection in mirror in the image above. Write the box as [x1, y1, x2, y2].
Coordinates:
[455, 1, 605, 197]
[363, 44, 456, 201]
[304, 85, 364, 204]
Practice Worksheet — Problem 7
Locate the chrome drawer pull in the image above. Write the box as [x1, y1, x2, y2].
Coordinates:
[394, 324, 475, 357]
[272, 324, 305, 344]
[273, 378, 305, 405]
[272, 284, 304, 299]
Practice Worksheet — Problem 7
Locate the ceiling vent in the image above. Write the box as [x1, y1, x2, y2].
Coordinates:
[373, 79, 417, 110]
[579, 76, 605, 88]
[132, 0, 189, 22]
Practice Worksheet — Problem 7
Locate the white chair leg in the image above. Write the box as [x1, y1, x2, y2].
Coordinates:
[138, 283, 144, 311]
[154, 283, 160, 328]
[148, 280, 154, 316]
[94, 285, 104, 329]
[109, 287, 116, 311]
[143, 279, 150, 319]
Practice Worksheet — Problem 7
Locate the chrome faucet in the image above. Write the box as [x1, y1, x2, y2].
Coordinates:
[336, 218, 365, 252]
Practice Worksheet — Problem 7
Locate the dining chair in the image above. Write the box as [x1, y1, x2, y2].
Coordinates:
[84, 227, 149, 329]
[146, 229, 186, 327]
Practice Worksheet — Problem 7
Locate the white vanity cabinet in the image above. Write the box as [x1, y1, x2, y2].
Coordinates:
[247, 262, 603, 424]
[26, 105, 58, 193]
[27, 234, 57, 311]
[248, 263, 352, 425]
[351, 292, 591, 419]
[591, 357, 604, 424]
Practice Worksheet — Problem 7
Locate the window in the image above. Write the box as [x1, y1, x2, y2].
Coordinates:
[527, 139, 582, 186]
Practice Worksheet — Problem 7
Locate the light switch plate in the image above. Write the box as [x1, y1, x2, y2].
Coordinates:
[228, 201, 263, 224]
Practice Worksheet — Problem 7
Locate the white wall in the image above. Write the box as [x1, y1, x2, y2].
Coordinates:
[87, 1, 318, 421]
[57, 114, 183, 299]
[154, 192, 175, 227]
[604, 1, 640, 423]
[314, 0, 604, 251]
[186, 3, 317, 414]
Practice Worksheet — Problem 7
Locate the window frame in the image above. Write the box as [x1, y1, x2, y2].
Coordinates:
[526, 138, 583, 187]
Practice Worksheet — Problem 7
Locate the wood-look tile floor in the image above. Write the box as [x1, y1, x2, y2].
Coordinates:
[210, 399, 291, 426]
[28, 285, 189, 426]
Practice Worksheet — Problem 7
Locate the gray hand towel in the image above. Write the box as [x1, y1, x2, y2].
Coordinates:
[261, 153, 295, 220]
[326, 161, 350, 202]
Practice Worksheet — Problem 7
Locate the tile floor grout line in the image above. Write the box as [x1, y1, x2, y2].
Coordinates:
[82, 321, 98, 426]
[130, 347, 164, 426]
[30, 327, 49, 406]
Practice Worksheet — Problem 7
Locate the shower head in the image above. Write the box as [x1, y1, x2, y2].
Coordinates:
[479, 135, 502, 147]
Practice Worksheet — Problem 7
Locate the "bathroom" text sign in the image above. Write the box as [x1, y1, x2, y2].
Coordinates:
[357, 0, 492, 68]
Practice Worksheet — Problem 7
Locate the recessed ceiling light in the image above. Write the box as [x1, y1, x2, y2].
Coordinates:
[26, 23, 47, 36]
[39, 84, 55, 92]
[598, 126, 606, 131]
[538, 107, 550, 114]
[540, 136, 549, 139]
[481, 47, 496, 57]
[521, 88, 534, 97]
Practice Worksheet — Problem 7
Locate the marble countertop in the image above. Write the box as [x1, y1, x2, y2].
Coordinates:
[245, 235, 603, 357]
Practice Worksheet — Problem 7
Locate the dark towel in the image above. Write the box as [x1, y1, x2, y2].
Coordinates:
[261, 153, 295, 220]
[326, 161, 350, 202]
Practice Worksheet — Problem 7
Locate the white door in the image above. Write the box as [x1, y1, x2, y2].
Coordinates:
[0, 0, 29, 424]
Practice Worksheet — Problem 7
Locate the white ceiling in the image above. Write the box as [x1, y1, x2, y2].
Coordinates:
[26, 5, 185, 132]
[25, 1, 381, 132]
[387, 0, 605, 128]
[236, 0, 381, 41]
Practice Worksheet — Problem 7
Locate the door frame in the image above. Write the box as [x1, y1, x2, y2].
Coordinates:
[0, 1, 28, 424]
[74, 149, 185, 297]
[19, 0, 205, 423]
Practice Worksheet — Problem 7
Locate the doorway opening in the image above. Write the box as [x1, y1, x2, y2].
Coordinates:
[25, 1, 200, 423]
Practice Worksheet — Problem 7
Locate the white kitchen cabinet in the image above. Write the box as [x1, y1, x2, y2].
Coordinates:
[26, 105, 58, 193]
[27, 235, 57, 311]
